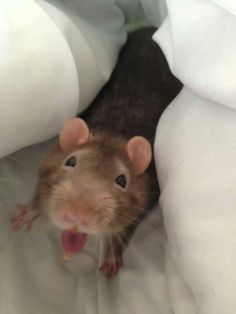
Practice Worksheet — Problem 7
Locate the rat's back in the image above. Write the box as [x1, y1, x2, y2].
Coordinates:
[81, 27, 182, 208]
[81, 27, 182, 144]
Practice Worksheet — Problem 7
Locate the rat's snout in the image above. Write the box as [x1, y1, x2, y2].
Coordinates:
[62, 208, 92, 227]
[49, 178, 117, 233]
[59, 184, 107, 232]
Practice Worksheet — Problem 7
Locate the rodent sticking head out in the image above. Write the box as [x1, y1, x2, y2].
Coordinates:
[46, 118, 152, 235]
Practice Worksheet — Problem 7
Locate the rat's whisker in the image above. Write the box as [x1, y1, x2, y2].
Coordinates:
[112, 212, 140, 228]
[103, 212, 113, 224]
[96, 196, 115, 208]
[105, 206, 137, 222]
[113, 233, 126, 249]
[58, 182, 74, 197]
[115, 209, 159, 233]
[126, 201, 157, 214]
[135, 219, 159, 233]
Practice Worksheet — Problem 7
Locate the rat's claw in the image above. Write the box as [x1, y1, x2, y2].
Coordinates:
[100, 255, 124, 278]
[11, 204, 39, 231]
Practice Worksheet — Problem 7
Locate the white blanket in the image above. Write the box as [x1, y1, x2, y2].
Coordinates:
[0, 0, 235, 313]
[0, 0, 126, 158]
[154, 0, 236, 313]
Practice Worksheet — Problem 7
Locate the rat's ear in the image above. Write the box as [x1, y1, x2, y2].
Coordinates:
[59, 118, 90, 152]
[126, 136, 152, 175]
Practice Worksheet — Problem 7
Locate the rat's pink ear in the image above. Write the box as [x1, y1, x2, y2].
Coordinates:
[126, 136, 152, 175]
[59, 118, 90, 152]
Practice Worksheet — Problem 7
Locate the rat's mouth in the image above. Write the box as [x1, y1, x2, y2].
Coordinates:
[61, 228, 88, 260]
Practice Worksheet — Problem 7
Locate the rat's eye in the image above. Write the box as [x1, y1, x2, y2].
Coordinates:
[65, 156, 77, 167]
[115, 175, 127, 188]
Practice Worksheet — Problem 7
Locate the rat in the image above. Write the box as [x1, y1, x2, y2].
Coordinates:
[11, 27, 182, 277]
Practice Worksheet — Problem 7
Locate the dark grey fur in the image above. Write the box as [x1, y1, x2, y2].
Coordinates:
[81, 27, 182, 209]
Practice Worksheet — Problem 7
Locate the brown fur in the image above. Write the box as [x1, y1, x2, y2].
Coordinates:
[35, 132, 148, 236]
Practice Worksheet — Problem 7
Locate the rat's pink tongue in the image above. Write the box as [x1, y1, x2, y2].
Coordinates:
[61, 230, 87, 256]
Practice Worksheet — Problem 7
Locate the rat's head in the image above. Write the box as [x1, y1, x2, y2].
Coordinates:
[42, 118, 152, 236]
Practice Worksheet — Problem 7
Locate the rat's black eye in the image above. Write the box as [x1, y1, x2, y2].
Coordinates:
[115, 175, 127, 188]
[65, 156, 77, 167]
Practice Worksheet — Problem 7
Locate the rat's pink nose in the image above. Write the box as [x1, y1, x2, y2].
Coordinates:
[62, 213, 76, 224]
[62, 211, 90, 226]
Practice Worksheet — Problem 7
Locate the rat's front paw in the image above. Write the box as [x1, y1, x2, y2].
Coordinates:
[11, 204, 39, 231]
[99, 254, 123, 278]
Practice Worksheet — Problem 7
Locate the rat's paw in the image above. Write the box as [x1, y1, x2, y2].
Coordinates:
[99, 254, 123, 278]
[11, 204, 39, 231]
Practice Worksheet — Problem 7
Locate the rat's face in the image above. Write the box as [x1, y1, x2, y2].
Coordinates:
[40, 118, 151, 236]
[47, 142, 148, 235]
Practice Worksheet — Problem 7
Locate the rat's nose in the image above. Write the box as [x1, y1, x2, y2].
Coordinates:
[62, 213, 76, 224]
[62, 210, 91, 226]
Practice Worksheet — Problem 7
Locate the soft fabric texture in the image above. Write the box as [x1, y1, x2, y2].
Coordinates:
[0, 0, 235, 314]
[153, 1, 236, 313]
[0, 0, 126, 158]
[155, 88, 236, 314]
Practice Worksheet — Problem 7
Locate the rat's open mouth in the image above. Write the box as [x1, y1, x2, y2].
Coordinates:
[61, 228, 88, 260]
